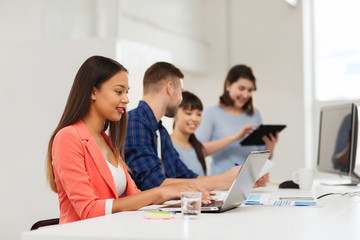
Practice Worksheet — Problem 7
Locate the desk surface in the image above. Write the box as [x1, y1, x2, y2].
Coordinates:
[22, 176, 360, 240]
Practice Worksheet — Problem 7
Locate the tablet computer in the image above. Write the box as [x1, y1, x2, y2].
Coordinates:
[240, 124, 286, 146]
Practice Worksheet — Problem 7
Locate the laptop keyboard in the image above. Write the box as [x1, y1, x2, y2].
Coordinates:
[202, 200, 223, 207]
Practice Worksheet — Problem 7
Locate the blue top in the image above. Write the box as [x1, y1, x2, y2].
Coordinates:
[173, 143, 206, 176]
[195, 105, 264, 175]
[125, 101, 198, 190]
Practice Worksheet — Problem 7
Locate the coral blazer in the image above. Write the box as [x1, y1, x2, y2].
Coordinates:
[52, 121, 140, 224]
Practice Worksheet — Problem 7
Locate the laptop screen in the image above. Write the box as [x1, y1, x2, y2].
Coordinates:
[221, 150, 270, 211]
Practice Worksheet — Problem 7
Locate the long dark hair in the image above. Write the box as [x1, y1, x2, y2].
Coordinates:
[46, 56, 128, 193]
[177, 91, 207, 174]
[219, 64, 256, 115]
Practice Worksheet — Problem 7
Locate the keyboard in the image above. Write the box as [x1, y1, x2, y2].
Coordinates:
[202, 200, 223, 208]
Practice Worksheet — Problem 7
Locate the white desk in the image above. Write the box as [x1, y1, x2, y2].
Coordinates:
[22, 176, 360, 240]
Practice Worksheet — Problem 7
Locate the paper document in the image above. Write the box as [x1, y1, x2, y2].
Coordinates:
[257, 159, 274, 180]
[268, 200, 318, 207]
[243, 193, 271, 205]
[243, 194, 320, 207]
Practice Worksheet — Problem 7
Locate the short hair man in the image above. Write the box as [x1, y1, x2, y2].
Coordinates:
[125, 62, 245, 191]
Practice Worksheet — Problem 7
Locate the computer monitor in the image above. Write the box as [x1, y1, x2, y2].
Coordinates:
[317, 103, 360, 185]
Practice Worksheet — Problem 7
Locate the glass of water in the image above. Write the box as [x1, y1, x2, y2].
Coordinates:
[181, 192, 202, 219]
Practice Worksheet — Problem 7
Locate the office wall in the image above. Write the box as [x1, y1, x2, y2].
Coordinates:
[229, 0, 304, 179]
[0, 1, 305, 239]
[182, 0, 230, 106]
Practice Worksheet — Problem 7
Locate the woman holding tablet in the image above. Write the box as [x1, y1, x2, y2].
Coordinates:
[45, 56, 211, 224]
[196, 64, 278, 175]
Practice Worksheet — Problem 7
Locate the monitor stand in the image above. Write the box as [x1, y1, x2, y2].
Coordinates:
[320, 173, 360, 186]
[321, 181, 359, 186]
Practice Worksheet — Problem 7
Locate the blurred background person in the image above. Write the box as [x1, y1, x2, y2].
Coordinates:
[196, 65, 279, 175]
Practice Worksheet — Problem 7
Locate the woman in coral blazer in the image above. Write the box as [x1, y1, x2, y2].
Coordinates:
[46, 56, 210, 224]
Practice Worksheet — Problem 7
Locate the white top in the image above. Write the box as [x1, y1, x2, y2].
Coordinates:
[104, 161, 127, 215]
[106, 161, 127, 197]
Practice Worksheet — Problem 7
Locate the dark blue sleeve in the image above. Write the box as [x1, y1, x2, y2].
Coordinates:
[125, 116, 166, 190]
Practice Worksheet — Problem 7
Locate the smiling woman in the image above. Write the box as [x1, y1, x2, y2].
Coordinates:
[89, 71, 129, 124]
[195, 65, 280, 176]
[45, 56, 210, 224]
[84, 70, 130, 169]
[171, 91, 207, 175]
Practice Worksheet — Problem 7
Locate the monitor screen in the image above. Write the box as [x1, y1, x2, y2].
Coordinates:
[317, 103, 358, 178]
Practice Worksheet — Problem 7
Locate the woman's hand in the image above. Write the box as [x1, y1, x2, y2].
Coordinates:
[203, 124, 258, 156]
[231, 124, 258, 142]
[253, 173, 269, 188]
[262, 132, 278, 158]
[155, 181, 214, 205]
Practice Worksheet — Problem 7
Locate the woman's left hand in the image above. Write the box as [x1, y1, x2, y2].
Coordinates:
[262, 132, 279, 158]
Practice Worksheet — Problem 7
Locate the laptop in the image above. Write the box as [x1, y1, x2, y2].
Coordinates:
[159, 150, 270, 213]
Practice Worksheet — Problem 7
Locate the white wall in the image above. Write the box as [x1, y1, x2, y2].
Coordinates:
[183, 0, 230, 105]
[229, 0, 304, 180]
[0, 1, 305, 239]
[118, 0, 210, 74]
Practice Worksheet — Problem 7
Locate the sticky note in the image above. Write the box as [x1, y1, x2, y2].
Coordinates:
[143, 211, 175, 220]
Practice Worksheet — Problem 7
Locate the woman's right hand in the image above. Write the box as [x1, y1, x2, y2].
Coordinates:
[155, 181, 213, 205]
[231, 124, 258, 142]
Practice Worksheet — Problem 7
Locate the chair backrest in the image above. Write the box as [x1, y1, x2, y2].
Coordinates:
[30, 218, 59, 230]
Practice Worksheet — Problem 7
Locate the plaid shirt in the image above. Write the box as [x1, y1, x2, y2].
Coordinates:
[125, 100, 198, 190]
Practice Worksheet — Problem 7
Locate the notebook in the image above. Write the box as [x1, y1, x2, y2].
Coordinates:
[159, 150, 270, 213]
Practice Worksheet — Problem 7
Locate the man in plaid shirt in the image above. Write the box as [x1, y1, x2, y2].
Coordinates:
[125, 62, 242, 191]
